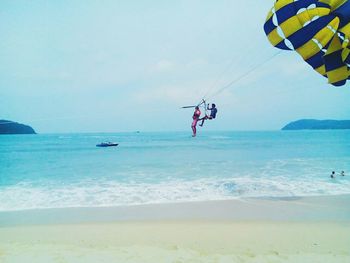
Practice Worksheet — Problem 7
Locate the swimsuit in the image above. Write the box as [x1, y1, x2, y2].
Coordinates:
[192, 110, 201, 127]
[210, 108, 217, 119]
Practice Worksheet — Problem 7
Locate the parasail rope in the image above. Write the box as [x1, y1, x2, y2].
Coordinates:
[204, 50, 282, 100]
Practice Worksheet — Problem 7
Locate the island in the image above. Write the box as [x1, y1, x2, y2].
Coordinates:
[282, 119, 350, 130]
[0, 120, 36, 134]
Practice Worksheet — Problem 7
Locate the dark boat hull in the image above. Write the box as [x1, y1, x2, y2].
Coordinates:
[96, 143, 119, 147]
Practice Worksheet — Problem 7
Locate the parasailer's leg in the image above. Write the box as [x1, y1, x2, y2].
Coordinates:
[191, 119, 198, 137]
[199, 116, 208, 127]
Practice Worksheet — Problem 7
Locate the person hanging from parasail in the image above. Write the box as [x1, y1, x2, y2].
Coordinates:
[191, 106, 201, 137]
[199, 103, 217, 127]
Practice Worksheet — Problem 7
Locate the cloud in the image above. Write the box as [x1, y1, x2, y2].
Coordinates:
[150, 60, 176, 73]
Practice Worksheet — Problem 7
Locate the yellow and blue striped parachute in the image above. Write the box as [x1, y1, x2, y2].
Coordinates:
[264, 0, 350, 86]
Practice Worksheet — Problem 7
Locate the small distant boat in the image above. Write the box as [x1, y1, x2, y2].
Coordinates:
[96, 142, 119, 148]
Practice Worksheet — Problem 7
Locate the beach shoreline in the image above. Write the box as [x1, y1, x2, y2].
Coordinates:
[1, 194, 349, 226]
[0, 195, 349, 262]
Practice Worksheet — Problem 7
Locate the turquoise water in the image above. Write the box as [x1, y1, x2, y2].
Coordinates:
[0, 131, 349, 211]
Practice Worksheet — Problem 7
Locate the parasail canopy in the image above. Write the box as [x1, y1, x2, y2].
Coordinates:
[264, 0, 350, 86]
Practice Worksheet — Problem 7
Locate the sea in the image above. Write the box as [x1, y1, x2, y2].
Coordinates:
[0, 131, 349, 211]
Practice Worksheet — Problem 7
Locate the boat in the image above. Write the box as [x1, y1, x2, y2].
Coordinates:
[96, 142, 119, 147]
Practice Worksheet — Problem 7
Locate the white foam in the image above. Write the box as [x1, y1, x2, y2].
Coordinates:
[0, 176, 349, 211]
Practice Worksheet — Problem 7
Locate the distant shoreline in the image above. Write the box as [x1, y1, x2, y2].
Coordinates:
[0, 120, 36, 135]
[2, 129, 349, 135]
[282, 119, 350, 130]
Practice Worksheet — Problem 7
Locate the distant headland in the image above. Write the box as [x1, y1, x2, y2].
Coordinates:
[0, 120, 36, 134]
[282, 119, 350, 130]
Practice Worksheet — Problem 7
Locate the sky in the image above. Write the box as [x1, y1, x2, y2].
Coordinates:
[1, 0, 349, 133]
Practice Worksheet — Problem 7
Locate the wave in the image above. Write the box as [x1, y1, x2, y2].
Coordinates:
[0, 176, 349, 211]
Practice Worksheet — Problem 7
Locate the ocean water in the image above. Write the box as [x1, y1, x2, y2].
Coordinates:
[0, 131, 349, 211]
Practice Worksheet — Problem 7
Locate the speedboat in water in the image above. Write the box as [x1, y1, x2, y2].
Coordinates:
[96, 142, 119, 147]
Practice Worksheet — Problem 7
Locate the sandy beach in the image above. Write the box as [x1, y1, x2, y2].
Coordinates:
[1, 195, 349, 263]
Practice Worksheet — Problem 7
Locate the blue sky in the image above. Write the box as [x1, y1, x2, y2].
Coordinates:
[1, 0, 349, 133]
